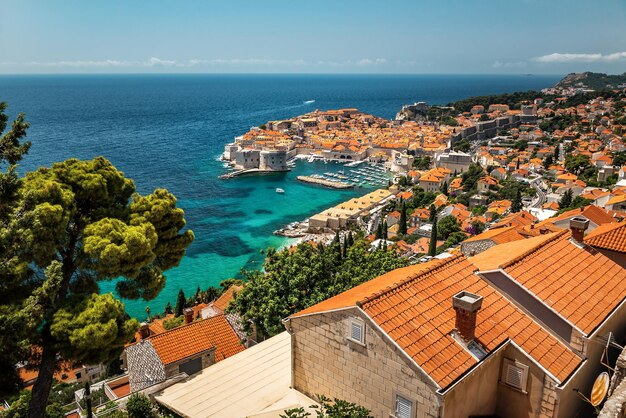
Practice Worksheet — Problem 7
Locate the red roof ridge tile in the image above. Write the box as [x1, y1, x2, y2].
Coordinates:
[499, 229, 569, 270]
[359, 255, 466, 306]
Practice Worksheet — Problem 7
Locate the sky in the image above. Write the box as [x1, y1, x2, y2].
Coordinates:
[1, 0, 626, 75]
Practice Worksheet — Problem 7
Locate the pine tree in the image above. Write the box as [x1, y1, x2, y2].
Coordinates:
[511, 189, 523, 213]
[428, 211, 438, 257]
[175, 289, 186, 317]
[399, 202, 408, 235]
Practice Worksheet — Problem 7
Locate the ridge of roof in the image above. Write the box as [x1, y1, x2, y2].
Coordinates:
[358, 255, 466, 306]
[499, 230, 569, 270]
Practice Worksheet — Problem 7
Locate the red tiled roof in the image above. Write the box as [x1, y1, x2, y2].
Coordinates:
[501, 231, 626, 334]
[463, 226, 525, 245]
[552, 205, 613, 226]
[360, 256, 580, 387]
[149, 315, 244, 364]
[212, 285, 243, 313]
[584, 222, 626, 253]
[292, 255, 581, 388]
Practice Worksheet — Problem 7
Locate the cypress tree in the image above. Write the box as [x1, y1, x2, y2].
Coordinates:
[342, 237, 348, 258]
[175, 289, 186, 317]
[164, 302, 173, 315]
[428, 213, 438, 257]
[428, 204, 437, 222]
[399, 202, 408, 235]
[511, 189, 523, 213]
[375, 223, 383, 239]
[559, 189, 573, 209]
[347, 231, 354, 247]
[383, 221, 388, 240]
[440, 181, 448, 196]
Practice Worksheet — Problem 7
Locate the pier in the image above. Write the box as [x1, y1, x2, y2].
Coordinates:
[296, 175, 354, 189]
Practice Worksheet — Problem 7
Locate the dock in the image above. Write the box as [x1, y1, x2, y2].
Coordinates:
[296, 175, 354, 189]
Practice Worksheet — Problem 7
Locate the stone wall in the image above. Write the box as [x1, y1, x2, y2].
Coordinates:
[599, 346, 626, 418]
[289, 308, 441, 418]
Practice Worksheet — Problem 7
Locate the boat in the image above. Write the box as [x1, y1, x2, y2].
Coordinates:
[276, 188, 285, 194]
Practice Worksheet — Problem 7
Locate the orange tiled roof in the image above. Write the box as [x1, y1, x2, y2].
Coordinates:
[463, 226, 525, 245]
[489, 230, 626, 335]
[552, 204, 613, 226]
[584, 222, 626, 253]
[360, 256, 580, 387]
[212, 285, 243, 313]
[149, 315, 244, 364]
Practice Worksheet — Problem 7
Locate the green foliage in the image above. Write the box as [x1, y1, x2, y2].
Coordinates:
[437, 215, 461, 240]
[558, 189, 573, 209]
[511, 189, 523, 213]
[428, 209, 437, 257]
[479, 114, 490, 122]
[564, 154, 596, 181]
[461, 164, 485, 192]
[281, 395, 372, 418]
[410, 188, 437, 209]
[439, 116, 458, 126]
[126, 393, 153, 418]
[452, 139, 470, 153]
[441, 231, 468, 251]
[0, 110, 193, 411]
[50, 293, 138, 365]
[174, 289, 186, 317]
[613, 151, 626, 167]
[447, 90, 542, 112]
[412, 156, 431, 170]
[163, 316, 184, 330]
[398, 203, 407, 235]
[231, 238, 408, 338]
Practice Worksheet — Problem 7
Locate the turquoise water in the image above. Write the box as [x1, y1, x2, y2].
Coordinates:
[0, 74, 561, 318]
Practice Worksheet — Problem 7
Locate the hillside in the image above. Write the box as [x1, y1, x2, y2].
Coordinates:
[556, 72, 626, 90]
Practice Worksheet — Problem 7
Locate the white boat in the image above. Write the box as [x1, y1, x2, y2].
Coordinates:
[276, 188, 285, 194]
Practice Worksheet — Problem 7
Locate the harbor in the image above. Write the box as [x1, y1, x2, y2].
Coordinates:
[296, 175, 354, 189]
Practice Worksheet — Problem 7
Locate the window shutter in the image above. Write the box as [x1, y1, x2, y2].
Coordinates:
[502, 359, 529, 392]
[350, 321, 363, 343]
[395, 395, 412, 418]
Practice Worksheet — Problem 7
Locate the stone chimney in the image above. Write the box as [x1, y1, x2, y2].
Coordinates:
[570, 216, 590, 242]
[184, 308, 194, 324]
[452, 291, 483, 342]
[139, 322, 150, 340]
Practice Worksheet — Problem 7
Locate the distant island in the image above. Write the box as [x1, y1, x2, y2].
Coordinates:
[555, 71, 626, 91]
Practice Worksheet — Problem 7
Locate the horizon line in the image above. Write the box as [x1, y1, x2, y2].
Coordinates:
[0, 72, 566, 77]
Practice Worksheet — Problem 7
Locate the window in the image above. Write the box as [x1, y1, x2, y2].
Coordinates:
[501, 358, 529, 392]
[75, 372, 81, 379]
[348, 318, 365, 345]
[395, 395, 412, 418]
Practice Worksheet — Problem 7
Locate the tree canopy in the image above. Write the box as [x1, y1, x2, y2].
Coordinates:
[0, 103, 194, 416]
[230, 237, 408, 338]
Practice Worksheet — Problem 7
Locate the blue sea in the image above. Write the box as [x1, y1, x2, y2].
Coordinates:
[0, 73, 560, 318]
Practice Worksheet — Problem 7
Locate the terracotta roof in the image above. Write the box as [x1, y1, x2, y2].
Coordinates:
[148, 315, 244, 364]
[491, 211, 537, 229]
[552, 205, 613, 226]
[292, 255, 581, 388]
[291, 260, 445, 318]
[500, 231, 626, 335]
[468, 232, 561, 271]
[212, 285, 243, 313]
[584, 222, 626, 253]
[360, 256, 580, 387]
[463, 226, 525, 245]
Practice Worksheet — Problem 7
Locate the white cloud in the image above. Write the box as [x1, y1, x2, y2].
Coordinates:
[533, 51, 626, 63]
[493, 60, 527, 68]
[2, 57, 388, 69]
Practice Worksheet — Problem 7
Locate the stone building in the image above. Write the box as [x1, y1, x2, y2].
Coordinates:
[284, 224, 626, 418]
[123, 310, 244, 392]
[435, 151, 472, 174]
